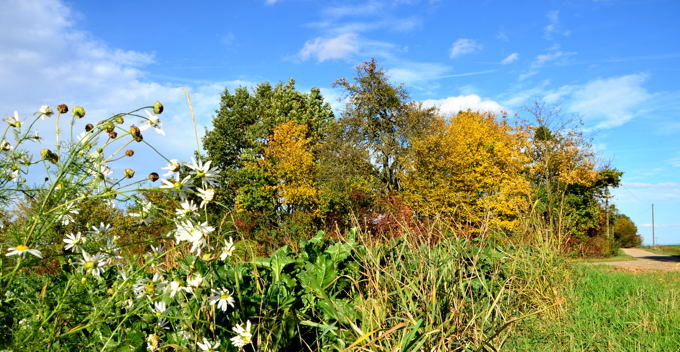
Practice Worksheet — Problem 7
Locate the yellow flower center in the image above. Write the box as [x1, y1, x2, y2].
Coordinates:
[220, 293, 231, 300]
[15, 244, 28, 251]
[85, 260, 96, 270]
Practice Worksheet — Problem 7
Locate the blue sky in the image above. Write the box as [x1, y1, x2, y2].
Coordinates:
[1, 0, 679, 244]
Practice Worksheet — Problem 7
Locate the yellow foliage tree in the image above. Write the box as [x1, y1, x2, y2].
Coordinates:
[261, 120, 319, 214]
[402, 111, 532, 233]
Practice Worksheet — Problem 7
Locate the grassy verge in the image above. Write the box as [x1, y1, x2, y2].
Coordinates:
[579, 249, 634, 263]
[507, 264, 680, 351]
[641, 245, 680, 257]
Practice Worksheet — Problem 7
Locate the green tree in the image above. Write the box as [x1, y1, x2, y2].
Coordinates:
[203, 79, 333, 212]
[334, 59, 436, 195]
[612, 213, 641, 248]
[526, 103, 623, 255]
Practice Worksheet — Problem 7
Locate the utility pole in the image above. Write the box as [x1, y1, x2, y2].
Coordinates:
[652, 203, 655, 247]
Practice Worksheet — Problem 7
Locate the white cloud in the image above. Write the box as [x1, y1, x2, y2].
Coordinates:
[421, 95, 506, 115]
[298, 33, 359, 62]
[501, 52, 519, 65]
[503, 74, 651, 129]
[0, 0, 250, 176]
[449, 38, 482, 58]
[568, 74, 651, 129]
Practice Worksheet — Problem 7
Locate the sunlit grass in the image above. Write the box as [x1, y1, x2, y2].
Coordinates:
[507, 265, 680, 352]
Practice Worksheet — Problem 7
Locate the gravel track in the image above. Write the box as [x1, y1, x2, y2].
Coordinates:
[597, 248, 680, 271]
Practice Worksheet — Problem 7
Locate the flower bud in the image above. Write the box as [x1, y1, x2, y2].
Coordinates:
[73, 106, 86, 119]
[114, 115, 124, 124]
[108, 131, 118, 139]
[153, 101, 164, 114]
[40, 148, 58, 164]
[85, 123, 94, 132]
[125, 149, 134, 157]
[148, 172, 159, 182]
[102, 122, 114, 133]
[130, 125, 143, 142]
[124, 168, 135, 178]
[57, 104, 68, 114]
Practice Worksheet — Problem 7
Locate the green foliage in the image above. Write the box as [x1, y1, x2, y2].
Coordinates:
[334, 59, 436, 195]
[612, 213, 641, 248]
[203, 79, 334, 245]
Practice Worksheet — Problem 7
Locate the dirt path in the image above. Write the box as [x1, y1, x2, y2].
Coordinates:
[597, 248, 680, 271]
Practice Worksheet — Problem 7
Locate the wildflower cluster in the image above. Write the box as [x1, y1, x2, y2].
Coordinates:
[0, 102, 254, 351]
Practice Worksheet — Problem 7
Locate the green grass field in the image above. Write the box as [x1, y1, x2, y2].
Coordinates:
[507, 265, 680, 351]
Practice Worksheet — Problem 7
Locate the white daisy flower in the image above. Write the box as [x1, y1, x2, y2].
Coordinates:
[6, 245, 42, 258]
[220, 237, 235, 261]
[230, 320, 253, 348]
[174, 220, 214, 255]
[160, 175, 193, 200]
[175, 200, 198, 217]
[1, 140, 13, 152]
[153, 301, 167, 314]
[133, 273, 164, 298]
[196, 188, 215, 208]
[208, 287, 235, 312]
[90, 222, 112, 236]
[197, 338, 221, 352]
[165, 280, 190, 298]
[186, 158, 220, 188]
[39, 105, 53, 118]
[57, 203, 79, 226]
[5, 111, 21, 128]
[150, 244, 164, 255]
[187, 273, 203, 288]
[78, 251, 109, 276]
[129, 200, 154, 225]
[140, 110, 165, 135]
[63, 232, 86, 252]
[161, 159, 181, 177]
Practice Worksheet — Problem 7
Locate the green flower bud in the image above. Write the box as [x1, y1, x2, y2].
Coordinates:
[40, 148, 58, 164]
[153, 101, 164, 114]
[124, 168, 135, 178]
[114, 115, 125, 124]
[103, 121, 115, 132]
[73, 106, 86, 119]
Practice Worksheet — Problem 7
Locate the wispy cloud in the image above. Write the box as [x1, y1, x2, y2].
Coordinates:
[449, 38, 482, 58]
[569, 74, 651, 129]
[297, 33, 360, 62]
[501, 52, 519, 65]
[544, 10, 570, 40]
[503, 73, 652, 130]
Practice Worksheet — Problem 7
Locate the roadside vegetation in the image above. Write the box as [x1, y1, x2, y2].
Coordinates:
[0, 59, 649, 350]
